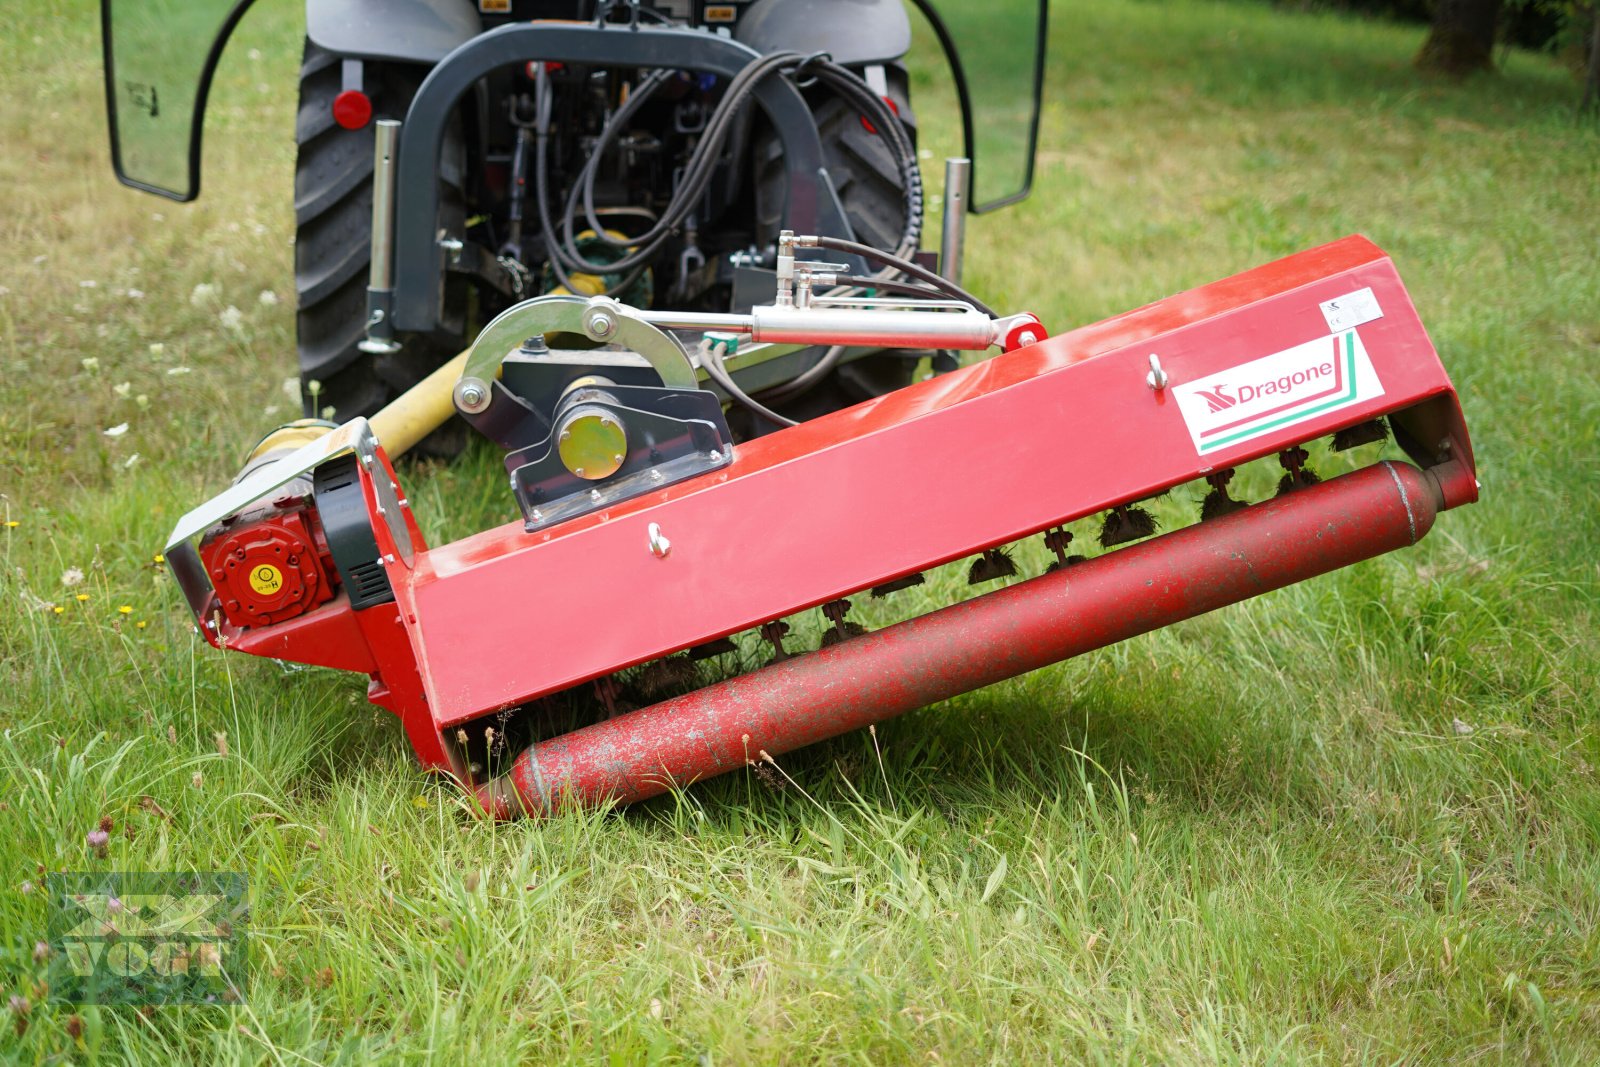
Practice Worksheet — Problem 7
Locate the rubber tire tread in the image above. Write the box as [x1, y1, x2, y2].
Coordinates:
[293, 40, 466, 423]
[753, 62, 917, 253]
[747, 63, 921, 428]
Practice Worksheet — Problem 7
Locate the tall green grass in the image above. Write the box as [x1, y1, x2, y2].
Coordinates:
[1, 0, 1597, 1061]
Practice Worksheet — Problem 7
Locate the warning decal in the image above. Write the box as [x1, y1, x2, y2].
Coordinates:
[248, 564, 283, 597]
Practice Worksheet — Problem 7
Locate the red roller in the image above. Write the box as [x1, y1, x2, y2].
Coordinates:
[477, 460, 1441, 818]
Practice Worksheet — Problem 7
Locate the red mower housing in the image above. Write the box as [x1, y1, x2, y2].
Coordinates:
[165, 236, 1477, 816]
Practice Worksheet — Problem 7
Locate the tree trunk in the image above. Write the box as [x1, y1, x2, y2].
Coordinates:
[1416, 0, 1504, 76]
[1583, 5, 1600, 114]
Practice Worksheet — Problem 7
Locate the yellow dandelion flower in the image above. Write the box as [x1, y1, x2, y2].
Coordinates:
[3, 520, 18, 529]
[75, 593, 90, 603]
[52, 606, 65, 615]
[136, 620, 148, 630]
[118, 605, 133, 615]
[152, 554, 164, 564]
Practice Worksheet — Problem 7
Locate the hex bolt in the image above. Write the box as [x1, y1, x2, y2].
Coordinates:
[456, 378, 492, 414]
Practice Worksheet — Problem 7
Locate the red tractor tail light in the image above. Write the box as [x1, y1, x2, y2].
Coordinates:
[861, 97, 899, 135]
[332, 89, 373, 131]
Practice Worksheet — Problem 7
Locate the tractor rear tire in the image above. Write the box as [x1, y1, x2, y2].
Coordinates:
[750, 63, 922, 426]
[754, 62, 918, 255]
[293, 42, 468, 433]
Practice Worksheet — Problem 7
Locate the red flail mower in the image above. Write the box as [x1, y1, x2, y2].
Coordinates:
[166, 234, 1475, 817]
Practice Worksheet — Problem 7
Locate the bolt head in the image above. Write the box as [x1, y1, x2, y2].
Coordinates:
[456, 378, 492, 414]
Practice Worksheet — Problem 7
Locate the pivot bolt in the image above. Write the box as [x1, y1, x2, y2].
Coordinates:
[455, 377, 492, 414]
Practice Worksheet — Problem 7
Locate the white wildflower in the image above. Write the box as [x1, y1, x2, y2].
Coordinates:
[262, 405, 280, 417]
[320, 406, 336, 420]
[151, 211, 165, 222]
[258, 290, 279, 306]
[248, 48, 262, 61]
[135, 395, 149, 409]
[103, 423, 129, 438]
[78, 280, 97, 289]
[165, 366, 192, 376]
[0, 286, 9, 296]
[251, 222, 268, 236]
[189, 282, 218, 307]
[80, 357, 100, 373]
[122, 453, 141, 470]
[219, 305, 245, 331]
[148, 342, 165, 357]
[61, 567, 85, 588]
[32, 255, 47, 266]
[127, 288, 144, 300]
[113, 381, 132, 399]
[281, 377, 301, 403]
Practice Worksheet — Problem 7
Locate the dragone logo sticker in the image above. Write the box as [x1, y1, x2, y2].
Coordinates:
[1173, 330, 1384, 455]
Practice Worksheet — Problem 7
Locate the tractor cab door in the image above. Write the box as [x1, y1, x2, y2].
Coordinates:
[914, 0, 1049, 212]
[100, 0, 254, 201]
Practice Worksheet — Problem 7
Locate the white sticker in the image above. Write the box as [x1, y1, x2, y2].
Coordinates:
[1173, 330, 1385, 455]
[1320, 287, 1383, 333]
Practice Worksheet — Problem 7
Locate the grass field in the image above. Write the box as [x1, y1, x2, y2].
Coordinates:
[3, 0, 1599, 1061]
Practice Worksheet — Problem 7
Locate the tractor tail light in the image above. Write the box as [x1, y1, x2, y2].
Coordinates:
[332, 89, 372, 131]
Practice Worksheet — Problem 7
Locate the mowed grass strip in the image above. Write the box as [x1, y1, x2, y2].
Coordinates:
[1, 0, 1597, 1062]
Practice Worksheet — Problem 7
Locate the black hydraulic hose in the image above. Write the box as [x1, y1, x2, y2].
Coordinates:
[810, 236, 997, 317]
[576, 55, 790, 257]
[699, 341, 797, 428]
[533, 50, 935, 416]
[547, 50, 923, 281]
[532, 65, 652, 298]
[832, 276, 956, 300]
[555, 54, 796, 276]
